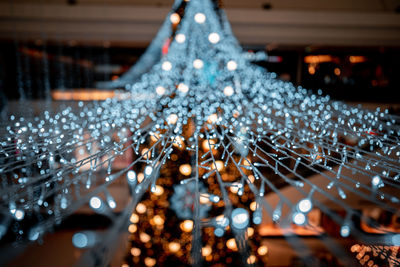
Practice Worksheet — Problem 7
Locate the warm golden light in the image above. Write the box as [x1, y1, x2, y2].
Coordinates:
[180, 220, 194, 232]
[247, 227, 254, 237]
[250, 201, 257, 211]
[202, 139, 216, 151]
[308, 66, 316, 75]
[257, 245, 268, 256]
[131, 247, 141, 257]
[170, 13, 181, 24]
[137, 173, 145, 183]
[141, 148, 150, 159]
[152, 215, 164, 226]
[212, 160, 224, 172]
[248, 175, 255, 183]
[179, 164, 192, 176]
[140, 232, 151, 243]
[144, 257, 156, 267]
[156, 86, 166, 95]
[226, 238, 237, 250]
[247, 255, 256, 264]
[334, 67, 341, 76]
[130, 213, 139, 223]
[128, 224, 137, 233]
[202, 245, 212, 257]
[169, 242, 181, 253]
[121, 264, 129, 267]
[152, 185, 164, 196]
[136, 203, 147, 214]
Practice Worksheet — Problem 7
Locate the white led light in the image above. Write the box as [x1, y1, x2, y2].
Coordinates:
[231, 208, 249, 229]
[144, 166, 153, 176]
[14, 209, 25, 221]
[340, 225, 350, 237]
[175, 33, 186, 43]
[194, 13, 206, 23]
[156, 86, 166, 96]
[223, 86, 234, 96]
[208, 33, 220, 44]
[372, 175, 382, 187]
[89, 196, 102, 210]
[193, 59, 204, 69]
[127, 170, 136, 182]
[227, 60, 237, 71]
[297, 198, 312, 213]
[292, 212, 306, 225]
[162, 61, 172, 71]
[178, 83, 189, 93]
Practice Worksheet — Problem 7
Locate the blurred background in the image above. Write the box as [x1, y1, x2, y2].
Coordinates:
[0, 1, 400, 266]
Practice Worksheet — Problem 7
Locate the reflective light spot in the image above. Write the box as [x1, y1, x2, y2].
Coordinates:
[175, 33, 186, 43]
[162, 61, 172, 71]
[224, 86, 234, 96]
[193, 59, 204, 69]
[178, 83, 189, 93]
[227, 60, 237, 71]
[156, 86, 166, 95]
[208, 33, 220, 44]
[194, 13, 206, 23]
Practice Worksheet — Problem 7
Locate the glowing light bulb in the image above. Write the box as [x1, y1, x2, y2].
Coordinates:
[297, 198, 312, 213]
[175, 33, 186, 43]
[223, 86, 234, 96]
[226, 238, 237, 250]
[144, 257, 156, 267]
[14, 209, 25, 221]
[372, 175, 382, 187]
[292, 212, 306, 225]
[193, 59, 204, 69]
[208, 33, 220, 44]
[340, 225, 350, 237]
[136, 203, 147, 214]
[247, 255, 256, 264]
[144, 166, 153, 176]
[231, 208, 249, 229]
[162, 61, 172, 71]
[140, 232, 151, 243]
[194, 13, 206, 23]
[130, 213, 139, 223]
[152, 185, 164, 196]
[227, 60, 237, 71]
[167, 114, 178, 124]
[156, 86, 166, 95]
[170, 13, 180, 24]
[131, 247, 141, 257]
[89, 196, 102, 210]
[128, 224, 137, 233]
[169, 242, 181, 253]
[202, 245, 212, 257]
[180, 220, 194, 232]
[258, 245, 268, 256]
[178, 83, 189, 93]
[179, 164, 192, 176]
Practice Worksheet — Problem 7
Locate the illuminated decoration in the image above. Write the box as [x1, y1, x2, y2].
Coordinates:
[0, 0, 400, 266]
